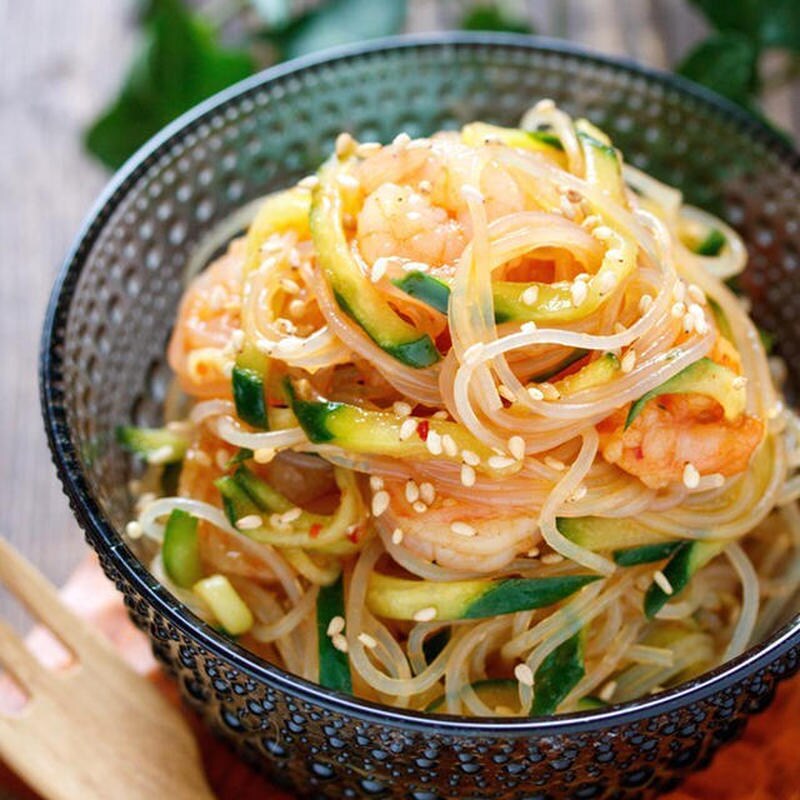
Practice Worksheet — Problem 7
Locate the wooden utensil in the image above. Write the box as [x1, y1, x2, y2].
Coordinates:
[0, 537, 215, 800]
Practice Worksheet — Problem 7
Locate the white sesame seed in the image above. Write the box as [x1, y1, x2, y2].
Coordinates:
[426, 430, 443, 456]
[254, 448, 275, 463]
[369, 475, 385, 492]
[707, 473, 725, 488]
[327, 616, 345, 637]
[451, 521, 476, 537]
[597, 271, 617, 294]
[280, 507, 302, 524]
[192, 450, 213, 468]
[236, 514, 263, 531]
[146, 445, 175, 465]
[463, 342, 486, 365]
[582, 214, 602, 231]
[399, 418, 417, 441]
[732, 376, 747, 389]
[488, 455, 517, 470]
[682, 312, 696, 334]
[695, 317, 709, 335]
[541, 553, 565, 565]
[358, 632, 378, 649]
[569, 484, 588, 502]
[370, 257, 389, 283]
[497, 384, 516, 403]
[540, 382, 561, 400]
[575, 272, 590, 282]
[462, 449, 481, 466]
[413, 607, 437, 622]
[335, 132, 356, 157]
[412, 501, 428, 514]
[371, 490, 390, 517]
[332, 633, 349, 653]
[671, 301, 686, 319]
[639, 294, 653, 314]
[298, 174, 319, 189]
[527, 547, 540, 558]
[571, 280, 588, 307]
[125, 520, 143, 539]
[419, 482, 436, 505]
[621, 350, 637, 373]
[405, 480, 420, 504]
[418, 179, 432, 193]
[432, 410, 449, 420]
[514, 663, 534, 687]
[280, 277, 301, 294]
[527, 386, 545, 401]
[687, 284, 706, 305]
[403, 260, 430, 273]
[391, 527, 405, 545]
[213, 449, 228, 470]
[337, 173, 361, 191]
[508, 435, 526, 461]
[406, 211, 423, 222]
[442, 434, 459, 457]
[521, 321, 537, 333]
[275, 317, 297, 335]
[682, 462, 700, 489]
[522, 285, 540, 306]
[653, 570, 674, 595]
[393, 132, 411, 146]
[461, 464, 476, 487]
[544, 456, 566, 471]
[392, 401, 412, 417]
[599, 680, 617, 702]
[592, 225, 615, 242]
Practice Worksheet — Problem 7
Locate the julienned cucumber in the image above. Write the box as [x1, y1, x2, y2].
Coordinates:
[366, 573, 599, 622]
[551, 352, 619, 395]
[575, 119, 625, 206]
[625, 357, 745, 429]
[392, 271, 450, 315]
[644, 540, 725, 618]
[531, 630, 585, 716]
[613, 541, 682, 567]
[317, 574, 352, 693]
[232, 366, 269, 430]
[193, 574, 254, 636]
[116, 425, 187, 463]
[557, 516, 672, 551]
[460, 122, 566, 160]
[163, 509, 203, 589]
[693, 228, 726, 256]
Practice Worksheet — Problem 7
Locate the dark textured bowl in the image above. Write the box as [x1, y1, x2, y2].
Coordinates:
[41, 34, 800, 799]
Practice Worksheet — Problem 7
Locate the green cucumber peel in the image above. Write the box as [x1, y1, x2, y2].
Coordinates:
[531, 631, 585, 716]
[316, 575, 352, 693]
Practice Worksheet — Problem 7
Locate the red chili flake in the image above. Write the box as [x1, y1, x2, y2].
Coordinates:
[416, 420, 430, 441]
[309, 523, 322, 538]
[347, 526, 361, 544]
[634, 446, 644, 460]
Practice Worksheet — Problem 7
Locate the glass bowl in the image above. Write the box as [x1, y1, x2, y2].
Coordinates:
[41, 33, 800, 799]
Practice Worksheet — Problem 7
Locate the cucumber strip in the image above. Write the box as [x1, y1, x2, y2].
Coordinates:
[194, 574, 254, 636]
[557, 516, 671, 551]
[576, 119, 626, 206]
[426, 678, 519, 713]
[693, 228, 726, 256]
[392, 271, 450, 314]
[644, 540, 725, 618]
[613, 541, 682, 567]
[116, 425, 187, 463]
[551, 352, 619, 395]
[576, 695, 607, 711]
[161, 461, 182, 496]
[232, 465, 292, 513]
[225, 448, 254, 468]
[216, 475, 262, 526]
[232, 366, 269, 429]
[461, 122, 567, 161]
[163, 509, 203, 589]
[707, 297, 733, 340]
[531, 631, 585, 716]
[366, 573, 600, 622]
[529, 349, 589, 383]
[316, 574, 352, 693]
[625, 357, 745, 429]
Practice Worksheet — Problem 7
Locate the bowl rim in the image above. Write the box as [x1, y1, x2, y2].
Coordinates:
[40, 31, 800, 736]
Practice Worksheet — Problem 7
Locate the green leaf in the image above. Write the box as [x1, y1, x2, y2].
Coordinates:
[271, 0, 407, 62]
[677, 32, 759, 106]
[461, 4, 534, 34]
[689, 0, 800, 51]
[85, 0, 255, 169]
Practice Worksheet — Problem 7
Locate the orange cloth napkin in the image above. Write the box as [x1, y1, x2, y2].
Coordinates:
[1, 554, 797, 799]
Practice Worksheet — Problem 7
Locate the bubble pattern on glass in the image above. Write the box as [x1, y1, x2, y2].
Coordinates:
[44, 39, 800, 799]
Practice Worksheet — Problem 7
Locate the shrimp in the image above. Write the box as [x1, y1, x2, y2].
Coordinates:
[383, 479, 541, 572]
[598, 393, 764, 490]
[167, 240, 244, 398]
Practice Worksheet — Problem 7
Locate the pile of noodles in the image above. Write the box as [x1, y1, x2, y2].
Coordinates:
[129, 101, 800, 716]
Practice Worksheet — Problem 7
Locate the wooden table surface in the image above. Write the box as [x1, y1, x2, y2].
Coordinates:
[1, 0, 798, 620]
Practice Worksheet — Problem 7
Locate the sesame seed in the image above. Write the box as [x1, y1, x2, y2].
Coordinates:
[527, 386, 545, 401]
[687, 284, 706, 305]
[358, 633, 378, 649]
[463, 342, 486, 365]
[399, 418, 417, 441]
[192, 450, 212, 468]
[280, 277, 301, 294]
[575, 272, 590, 282]
[534, 98, 556, 111]
[426, 430, 443, 456]
[592, 225, 615, 242]
[682, 312, 696, 334]
[621, 350, 637, 373]
[406, 211, 423, 222]
[514, 663, 534, 687]
[522, 285, 540, 306]
[671, 301, 686, 319]
[520, 321, 537, 333]
[369, 475, 384, 492]
[451, 521, 476, 537]
[462, 449, 481, 466]
[125, 520, 143, 539]
[599, 680, 617, 702]
[461, 464, 476, 487]
[370, 257, 389, 283]
[413, 607, 437, 622]
[327, 616, 345, 637]
[509, 435, 526, 461]
[571, 280, 588, 307]
[695, 317, 709, 335]
[372, 490, 390, 517]
[418, 179, 432, 193]
[236, 514, 263, 531]
[639, 294, 653, 313]
[560, 195, 576, 219]
[332, 633, 349, 653]
[582, 214, 602, 230]
[335, 132, 356, 157]
[298, 175, 319, 189]
[544, 456, 566, 471]
[275, 317, 297, 335]
[213, 449, 228, 470]
[393, 132, 411, 146]
[337, 173, 360, 191]
[281, 507, 303, 524]
[442, 433, 459, 457]
[597, 271, 617, 294]
[569, 484, 587, 502]
[540, 382, 561, 400]
[419, 482, 436, 505]
[405, 480, 420, 504]
[393, 401, 412, 417]
[432, 410, 449, 420]
[527, 547, 541, 558]
[732, 376, 747, 389]
[707, 473, 725, 488]
[403, 260, 430, 273]
[682, 463, 700, 489]
[391, 527, 405, 545]
[254, 448, 275, 463]
[541, 553, 565, 565]
[413, 501, 428, 514]
[146, 445, 175, 465]
[488, 455, 517, 470]
[653, 570, 674, 595]
[497, 384, 516, 403]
